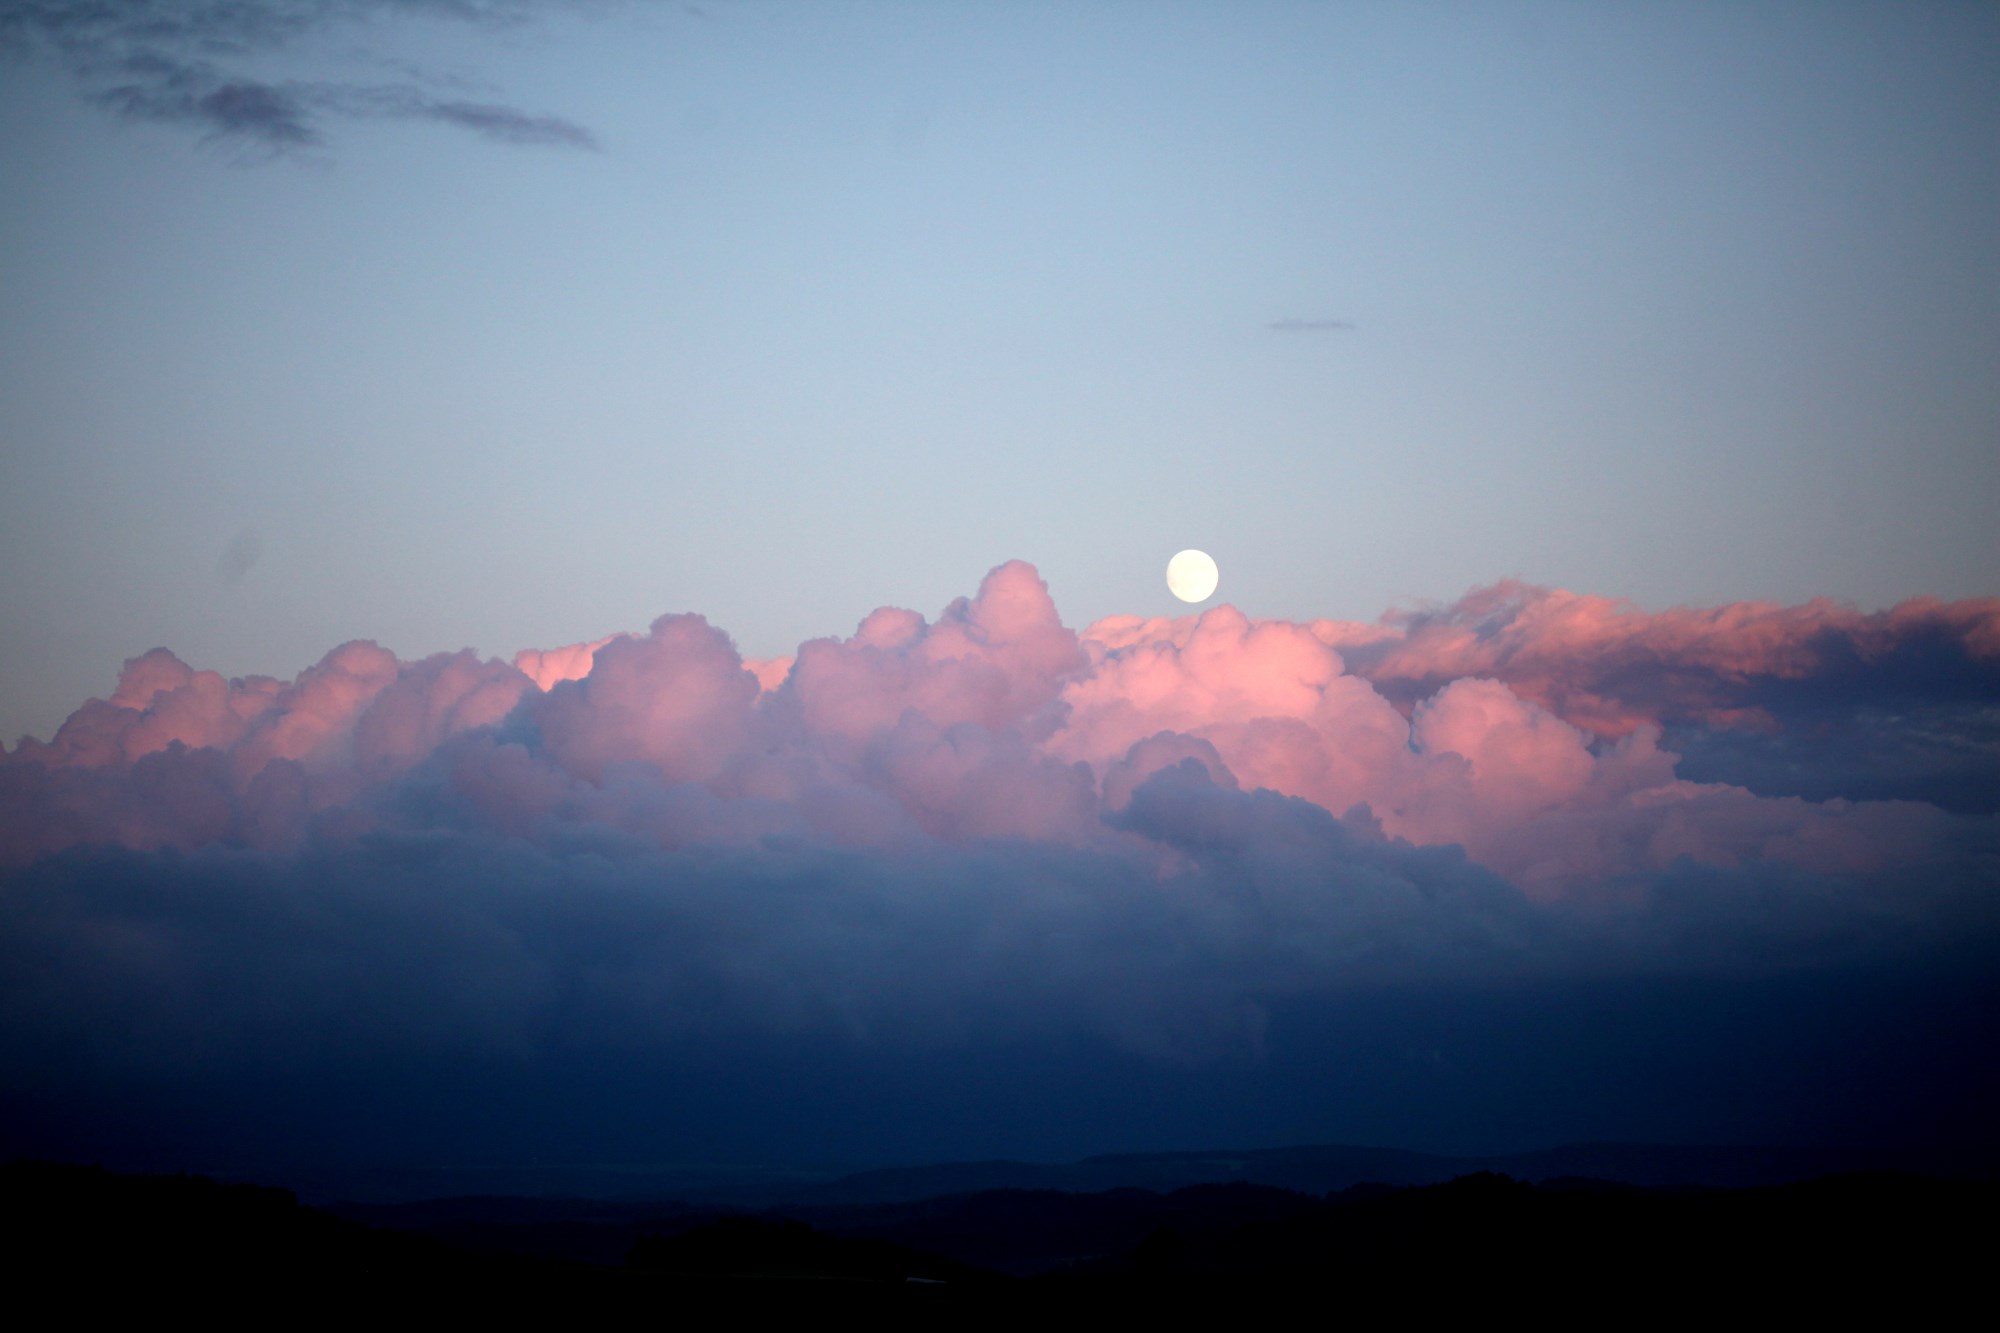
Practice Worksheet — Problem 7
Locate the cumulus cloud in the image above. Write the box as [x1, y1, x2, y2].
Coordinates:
[1332, 580, 2000, 735]
[2, 562, 1995, 1169]
[7, 559, 1995, 892]
[4, 1, 599, 155]
[1320, 581, 2000, 813]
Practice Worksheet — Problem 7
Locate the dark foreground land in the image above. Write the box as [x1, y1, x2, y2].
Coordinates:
[5, 1158, 1991, 1316]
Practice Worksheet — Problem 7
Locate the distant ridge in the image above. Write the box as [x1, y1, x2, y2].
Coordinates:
[276, 1137, 1994, 1210]
[791, 1141, 1972, 1207]
[17, 1158, 1993, 1308]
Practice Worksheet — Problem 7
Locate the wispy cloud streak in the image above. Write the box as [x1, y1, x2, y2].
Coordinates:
[3, 1, 598, 155]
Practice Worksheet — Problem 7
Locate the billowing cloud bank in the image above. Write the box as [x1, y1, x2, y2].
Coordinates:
[3, 565, 1997, 1172]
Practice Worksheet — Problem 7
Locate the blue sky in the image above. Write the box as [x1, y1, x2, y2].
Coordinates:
[2, 0, 1994, 741]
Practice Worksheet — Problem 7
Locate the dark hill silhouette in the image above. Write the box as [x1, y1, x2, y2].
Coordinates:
[8, 1158, 1989, 1315]
[786, 1181, 1319, 1275]
[626, 1214, 1003, 1286]
[2, 1160, 494, 1282]
[788, 1138, 1948, 1206]
[321, 1137, 1997, 1288]
[332, 1192, 716, 1267]
[1037, 1171, 1989, 1316]
[609, 1171, 1989, 1315]
[294, 1136, 1989, 1210]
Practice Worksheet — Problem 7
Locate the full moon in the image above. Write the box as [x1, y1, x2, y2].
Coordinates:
[1166, 549, 1220, 603]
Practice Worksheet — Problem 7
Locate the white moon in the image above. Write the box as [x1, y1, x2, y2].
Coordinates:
[1166, 549, 1219, 603]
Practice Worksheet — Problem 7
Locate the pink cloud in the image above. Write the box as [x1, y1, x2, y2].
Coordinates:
[513, 634, 622, 690]
[3, 564, 1991, 900]
[1325, 581, 2000, 737]
[744, 656, 793, 693]
[532, 614, 760, 785]
[786, 561, 1085, 744]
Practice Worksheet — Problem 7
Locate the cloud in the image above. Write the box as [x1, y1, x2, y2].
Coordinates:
[2, 562, 1995, 1169]
[216, 527, 264, 584]
[410, 98, 596, 147]
[320, 83, 598, 148]
[1331, 580, 2000, 728]
[7, 561, 1993, 885]
[7, 1, 600, 155]
[1316, 580, 2000, 812]
[95, 63, 321, 149]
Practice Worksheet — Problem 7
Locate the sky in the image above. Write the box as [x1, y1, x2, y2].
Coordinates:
[3, 0, 1996, 744]
[0, 2, 1996, 1180]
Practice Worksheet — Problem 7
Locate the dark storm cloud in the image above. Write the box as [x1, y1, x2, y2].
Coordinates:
[4, 1, 599, 154]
